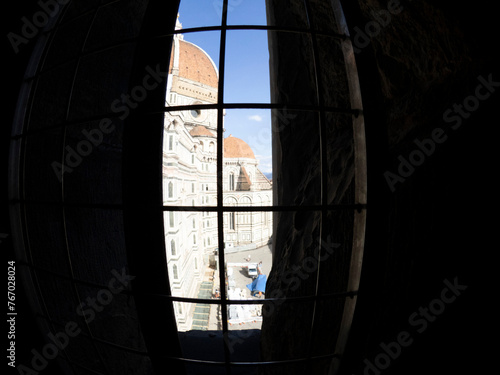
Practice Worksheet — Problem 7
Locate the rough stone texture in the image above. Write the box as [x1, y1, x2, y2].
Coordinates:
[261, 2, 359, 373]
[337, 1, 494, 374]
[356, 0, 473, 147]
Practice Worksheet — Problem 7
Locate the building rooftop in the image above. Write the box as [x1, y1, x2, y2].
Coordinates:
[223, 135, 256, 159]
[169, 38, 218, 88]
[189, 125, 215, 137]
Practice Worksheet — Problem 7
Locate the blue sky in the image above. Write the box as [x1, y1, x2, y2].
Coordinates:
[176, 0, 272, 174]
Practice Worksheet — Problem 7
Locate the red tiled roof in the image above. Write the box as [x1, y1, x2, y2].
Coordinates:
[169, 39, 218, 88]
[189, 125, 215, 137]
[223, 135, 255, 159]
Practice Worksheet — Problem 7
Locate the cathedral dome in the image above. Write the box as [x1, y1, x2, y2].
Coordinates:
[169, 38, 218, 88]
[223, 135, 255, 159]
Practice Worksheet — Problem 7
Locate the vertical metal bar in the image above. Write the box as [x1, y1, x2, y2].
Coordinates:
[302, 0, 330, 364]
[216, 0, 232, 373]
[328, 2, 367, 373]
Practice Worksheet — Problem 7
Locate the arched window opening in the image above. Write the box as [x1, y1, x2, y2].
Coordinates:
[168, 181, 174, 198]
[227, 212, 235, 231]
[171, 239, 176, 256]
[159, 1, 366, 374]
[169, 211, 175, 228]
[168, 134, 174, 150]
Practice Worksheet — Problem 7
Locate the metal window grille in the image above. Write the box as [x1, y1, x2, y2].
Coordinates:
[158, 0, 366, 374]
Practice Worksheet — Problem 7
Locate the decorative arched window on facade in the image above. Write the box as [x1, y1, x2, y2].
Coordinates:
[168, 181, 174, 198]
[172, 264, 179, 280]
[168, 134, 174, 150]
[228, 212, 235, 231]
[169, 211, 175, 228]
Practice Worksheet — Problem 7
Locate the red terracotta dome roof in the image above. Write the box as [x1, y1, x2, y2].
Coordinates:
[223, 135, 255, 159]
[169, 39, 218, 88]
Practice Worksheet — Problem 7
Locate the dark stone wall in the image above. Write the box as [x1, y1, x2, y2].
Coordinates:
[354, 0, 474, 146]
[261, 2, 362, 373]
[339, 1, 496, 374]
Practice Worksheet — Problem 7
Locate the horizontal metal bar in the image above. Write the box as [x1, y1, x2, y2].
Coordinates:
[12, 105, 363, 140]
[161, 204, 367, 212]
[162, 24, 348, 41]
[147, 290, 358, 304]
[19, 262, 358, 304]
[65, 361, 105, 375]
[9, 199, 368, 210]
[23, 37, 141, 81]
[159, 351, 341, 366]
[164, 102, 362, 116]
[9, 199, 125, 210]
[30, 313, 150, 355]
[10, 200, 367, 212]
[10, 111, 131, 140]
[16, 262, 135, 294]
